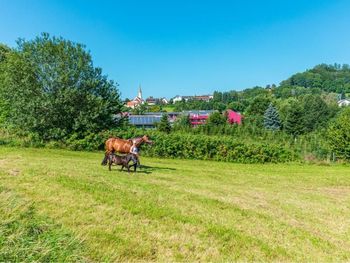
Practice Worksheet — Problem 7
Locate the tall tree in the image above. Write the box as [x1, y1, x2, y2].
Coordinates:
[327, 108, 350, 161]
[0, 44, 12, 124]
[158, 114, 171, 133]
[207, 111, 227, 126]
[0, 44, 11, 63]
[0, 33, 123, 140]
[245, 95, 271, 128]
[264, 103, 281, 131]
[284, 101, 305, 136]
[340, 91, 346, 100]
[301, 94, 330, 132]
[174, 114, 191, 129]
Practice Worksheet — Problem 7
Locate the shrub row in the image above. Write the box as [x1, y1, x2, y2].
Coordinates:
[140, 132, 296, 163]
[64, 130, 296, 163]
[0, 129, 297, 163]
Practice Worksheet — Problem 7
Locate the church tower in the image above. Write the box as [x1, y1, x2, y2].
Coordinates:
[138, 84, 142, 99]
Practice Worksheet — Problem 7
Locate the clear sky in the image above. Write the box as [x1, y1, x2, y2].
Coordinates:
[1, 0, 350, 99]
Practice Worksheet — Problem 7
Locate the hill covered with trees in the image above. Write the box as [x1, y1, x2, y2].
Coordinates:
[280, 63, 350, 93]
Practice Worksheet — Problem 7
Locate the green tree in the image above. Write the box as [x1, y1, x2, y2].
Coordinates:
[340, 91, 346, 100]
[264, 103, 281, 131]
[0, 33, 123, 140]
[158, 114, 171, 133]
[0, 44, 12, 124]
[213, 91, 223, 102]
[131, 104, 147, 115]
[327, 108, 350, 161]
[245, 95, 272, 116]
[0, 44, 11, 63]
[207, 111, 226, 126]
[244, 95, 272, 128]
[284, 101, 305, 136]
[174, 114, 191, 129]
[301, 94, 330, 132]
[213, 102, 226, 112]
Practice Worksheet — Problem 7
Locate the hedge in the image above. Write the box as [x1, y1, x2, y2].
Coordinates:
[64, 130, 296, 163]
[0, 129, 297, 163]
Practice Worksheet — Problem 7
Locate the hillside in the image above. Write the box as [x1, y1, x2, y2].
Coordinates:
[280, 63, 350, 93]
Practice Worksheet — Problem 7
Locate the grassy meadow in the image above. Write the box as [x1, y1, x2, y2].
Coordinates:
[1, 146, 350, 261]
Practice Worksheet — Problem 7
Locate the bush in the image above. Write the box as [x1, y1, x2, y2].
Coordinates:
[327, 107, 350, 161]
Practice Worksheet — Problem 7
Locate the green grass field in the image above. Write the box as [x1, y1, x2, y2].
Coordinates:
[1, 147, 350, 261]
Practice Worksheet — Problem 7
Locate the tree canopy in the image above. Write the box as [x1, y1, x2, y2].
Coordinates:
[0, 33, 123, 140]
[157, 114, 171, 133]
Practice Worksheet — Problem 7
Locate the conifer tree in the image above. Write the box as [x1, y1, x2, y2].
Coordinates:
[263, 103, 281, 130]
[158, 114, 171, 133]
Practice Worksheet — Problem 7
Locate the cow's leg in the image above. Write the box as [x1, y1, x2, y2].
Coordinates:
[108, 159, 112, 171]
[102, 151, 109, 166]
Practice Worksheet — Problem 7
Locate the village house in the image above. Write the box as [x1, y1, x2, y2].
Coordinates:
[193, 95, 214, 102]
[145, 96, 169, 105]
[145, 96, 157, 105]
[172, 94, 213, 103]
[338, 99, 350, 107]
[172, 95, 188, 103]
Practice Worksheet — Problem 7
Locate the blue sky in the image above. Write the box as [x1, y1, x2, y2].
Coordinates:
[1, 0, 350, 99]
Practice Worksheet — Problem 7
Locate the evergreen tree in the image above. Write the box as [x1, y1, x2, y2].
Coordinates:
[340, 91, 346, 100]
[158, 114, 171, 133]
[264, 103, 281, 130]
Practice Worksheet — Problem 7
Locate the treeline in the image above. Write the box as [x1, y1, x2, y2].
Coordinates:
[281, 63, 350, 93]
[156, 106, 350, 162]
[171, 94, 338, 136]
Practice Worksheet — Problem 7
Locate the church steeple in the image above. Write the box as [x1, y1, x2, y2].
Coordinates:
[138, 84, 142, 99]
